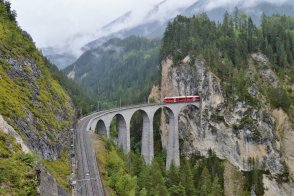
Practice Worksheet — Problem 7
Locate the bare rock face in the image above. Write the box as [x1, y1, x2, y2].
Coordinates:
[0, 115, 30, 153]
[158, 54, 294, 179]
[38, 165, 69, 196]
[273, 109, 294, 180]
[263, 175, 294, 196]
[148, 85, 161, 103]
[224, 162, 246, 196]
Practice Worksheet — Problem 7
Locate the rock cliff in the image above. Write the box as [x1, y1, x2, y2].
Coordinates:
[149, 53, 294, 193]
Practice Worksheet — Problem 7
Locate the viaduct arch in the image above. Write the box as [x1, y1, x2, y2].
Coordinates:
[88, 102, 199, 168]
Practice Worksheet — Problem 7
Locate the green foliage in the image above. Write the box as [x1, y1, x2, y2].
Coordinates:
[101, 137, 270, 196]
[276, 161, 290, 183]
[211, 176, 223, 196]
[130, 111, 143, 153]
[243, 169, 265, 195]
[160, 13, 294, 111]
[161, 13, 294, 68]
[101, 139, 225, 196]
[180, 159, 195, 195]
[105, 149, 137, 195]
[153, 110, 163, 154]
[0, 131, 37, 195]
[243, 157, 267, 195]
[0, 0, 17, 22]
[0, 2, 75, 192]
[0, 0, 74, 134]
[198, 167, 212, 195]
[42, 150, 71, 191]
[64, 36, 161, 108]
[0, 130, 21, 158]
[110, 117, 118, 138]
[268, 87, 290, 111]
[45, 58, 96, 117]
[192, 149, 225, 196]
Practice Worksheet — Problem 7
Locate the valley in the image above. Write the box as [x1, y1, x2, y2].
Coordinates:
[1, 0, 294, 195]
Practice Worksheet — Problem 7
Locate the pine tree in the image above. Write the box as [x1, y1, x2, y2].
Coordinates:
[180, 159, 195, 195]
[233, 7, 240, 30]
[166, 162, 180, 188]
[151, 161, 169, 196]
[138, 166, 152, 194]
[211, 176, 223, 196]
[247, 17, 255, 52]
[199, 166, 212, 195]
[169, 183, 186, 196]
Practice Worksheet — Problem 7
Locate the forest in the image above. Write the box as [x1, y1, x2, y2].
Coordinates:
[45, 58, 96, 116]
[161, 11, 294, 115]
[96, 11, 294, 195]
[64, 36, 161, 110]
[161, 10, 294, 69]
[99, 137, 266, 196]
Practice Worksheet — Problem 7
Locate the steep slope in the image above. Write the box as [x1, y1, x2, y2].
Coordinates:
[149, 14, 294, 194]
[0, 1, 75, 193]
[0, 130, 37, 195]
[64, 36, 161, 107]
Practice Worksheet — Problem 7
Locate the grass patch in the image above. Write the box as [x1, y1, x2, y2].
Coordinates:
[0, 131, 38, 195]
[42, 150, 71, 191]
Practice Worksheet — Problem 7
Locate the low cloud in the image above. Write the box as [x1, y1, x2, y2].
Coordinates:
[10, 0, 291, 56]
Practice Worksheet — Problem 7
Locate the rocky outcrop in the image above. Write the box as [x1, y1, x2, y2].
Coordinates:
[38, 165, 69, 196]
[156, 53, 294, 183]
[148, 85, 161, 103]
[263, 175, 294, 196]
[273, 109, 294, 180]
[2, 56, 75, 160]
[0, 114, 69, 195]
[224, 161, 245, 196]
[0, 114, 30, 153]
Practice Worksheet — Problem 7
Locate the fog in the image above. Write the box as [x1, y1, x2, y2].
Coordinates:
[10, 0, 291, 54]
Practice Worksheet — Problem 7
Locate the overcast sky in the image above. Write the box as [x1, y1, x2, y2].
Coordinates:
[10, 0, 196, 49]
[10, 0, 291, 51]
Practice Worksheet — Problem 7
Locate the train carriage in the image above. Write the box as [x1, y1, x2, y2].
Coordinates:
[163, 95, 200, 103]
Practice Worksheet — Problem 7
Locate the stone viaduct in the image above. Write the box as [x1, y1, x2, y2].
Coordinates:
[86, 102, 200, 168]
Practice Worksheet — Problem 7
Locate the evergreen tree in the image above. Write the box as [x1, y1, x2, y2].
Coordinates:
[211, 176, 223, 196]
[137, 166, 152, 193]
[130, 152, 145, 176]
[169, 183, 186, 196]
[151, 161, 169, 195]
[199, 166, 212, 195]
[180, 159, 195, 195]
[166, 162, 180, 188]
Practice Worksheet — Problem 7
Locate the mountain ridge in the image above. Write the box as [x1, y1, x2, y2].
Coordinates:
[46, 0, 294, 69]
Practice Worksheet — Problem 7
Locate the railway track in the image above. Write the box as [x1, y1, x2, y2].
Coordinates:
[76, 116, 104, 196]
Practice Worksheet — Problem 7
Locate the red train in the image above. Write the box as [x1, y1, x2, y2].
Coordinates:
[163, 96, 200, 103]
